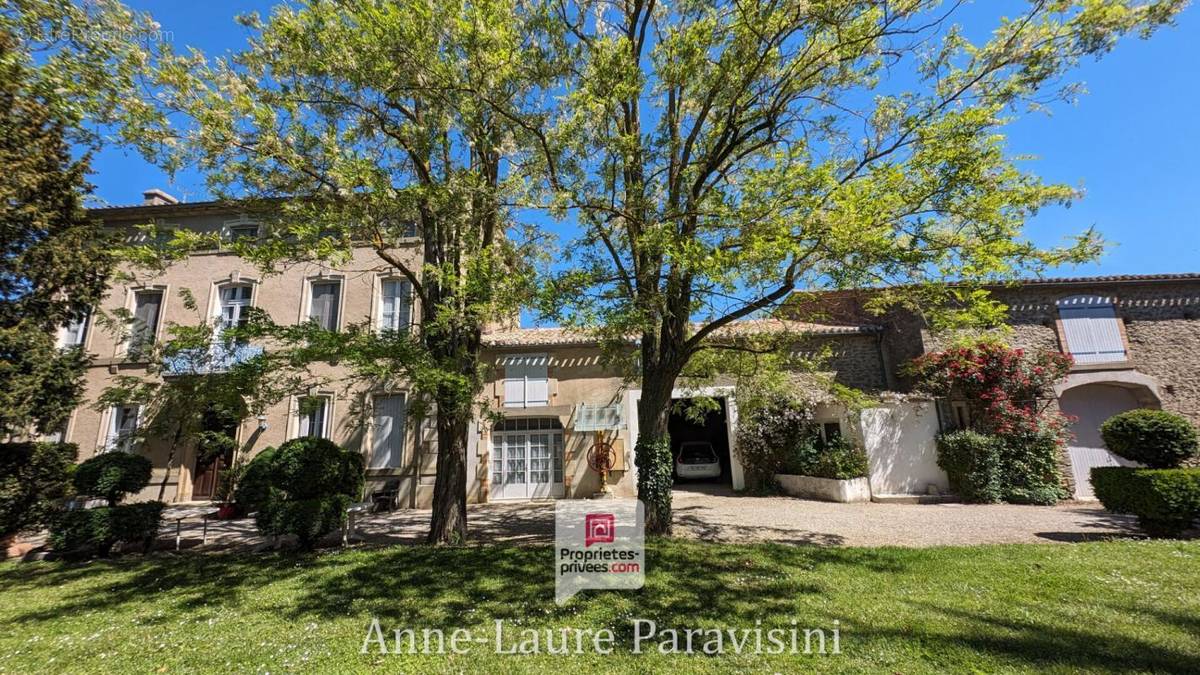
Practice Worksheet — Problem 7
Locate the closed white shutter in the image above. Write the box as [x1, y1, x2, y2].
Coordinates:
[525, 361, 549, 406]
[504, 364, 526, 407]
[1059, 298, 1127, 364]
[503, 355, 549, 407]
[370, 395, 406, 469]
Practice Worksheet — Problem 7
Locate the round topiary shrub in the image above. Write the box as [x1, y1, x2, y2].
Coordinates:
[236, 438, 364, 550]
[72, 452, 153, 505]
[1100, 409, 1198, 469]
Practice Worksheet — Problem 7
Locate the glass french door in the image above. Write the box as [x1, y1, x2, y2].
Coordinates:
[491, 419, 564, 500]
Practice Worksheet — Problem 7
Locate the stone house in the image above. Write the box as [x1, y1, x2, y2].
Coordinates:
[52, 192, 1200, 504]
[786, 274, 1200, 498]
[56, 194, 879, 506]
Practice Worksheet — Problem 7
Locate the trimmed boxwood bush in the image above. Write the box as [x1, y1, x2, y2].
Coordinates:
[1092, 466, 1200, 537]
[49, 502, 165, 557]
[1100, 409, 1198, 469]
[235, 437, 364, 550]
[72, 452, 152, 506]
[50, 451, 163, 558]
[0, 441, 77, 537]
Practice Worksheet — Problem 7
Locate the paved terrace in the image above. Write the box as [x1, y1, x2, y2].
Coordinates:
[150, 485, 1152, 553]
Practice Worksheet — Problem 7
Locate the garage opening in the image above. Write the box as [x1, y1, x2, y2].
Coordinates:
[668, 397, 732, 485]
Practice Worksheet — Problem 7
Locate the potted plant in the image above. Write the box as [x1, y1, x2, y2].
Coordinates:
[213, 460, 245, 519]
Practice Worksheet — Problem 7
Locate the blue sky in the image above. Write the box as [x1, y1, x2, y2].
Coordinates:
[89, 1, 1200, 276]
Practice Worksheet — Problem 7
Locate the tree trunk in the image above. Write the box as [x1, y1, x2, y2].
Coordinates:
[636, 359, 680, 535]
[427, 405, 470, 544]
[156, 425, 185, 502]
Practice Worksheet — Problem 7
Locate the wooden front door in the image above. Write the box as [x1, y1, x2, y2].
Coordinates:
[191, 452, 227, 500]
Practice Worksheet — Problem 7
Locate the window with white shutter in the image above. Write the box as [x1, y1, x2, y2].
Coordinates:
[1057, 296, 1128, 364]
[503, 354, 549, 408]
[370, 394, 407, 469]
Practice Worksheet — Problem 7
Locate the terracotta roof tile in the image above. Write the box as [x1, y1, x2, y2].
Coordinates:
[482, 318, 879, 348]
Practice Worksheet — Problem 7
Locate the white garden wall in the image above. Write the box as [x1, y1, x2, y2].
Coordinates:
[858, 400, 949, 496]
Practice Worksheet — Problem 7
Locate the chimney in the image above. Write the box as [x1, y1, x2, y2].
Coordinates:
[142, 188, 179, 206]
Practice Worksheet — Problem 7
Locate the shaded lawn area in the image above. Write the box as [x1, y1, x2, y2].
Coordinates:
[1, 540, 1198, 673]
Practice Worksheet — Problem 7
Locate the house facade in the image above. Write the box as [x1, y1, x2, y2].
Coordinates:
[58, 192, 891, 506]
[55, 192, 1200, 504]
[787, 274, 1200, 498]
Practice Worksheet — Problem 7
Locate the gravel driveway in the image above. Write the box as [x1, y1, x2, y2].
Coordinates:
[670, 484, 1142, 547]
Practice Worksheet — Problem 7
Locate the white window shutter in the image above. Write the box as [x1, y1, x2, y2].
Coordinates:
[525, 361, 549, 406]
[1059, 298, 1126, 364]
[504, 366, 526, 407]
[370, 395, 406, 469]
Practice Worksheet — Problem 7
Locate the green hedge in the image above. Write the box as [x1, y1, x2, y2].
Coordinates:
[783, 436, 869, 480]
[936, 430, 1066, 505]
[234, 438, 364, 550]
[0, 441, 77, 537]
[1091, 466, 1200, 537]
[72, 452, 152, 505]
[1100, 409, 1198, 468]
[49, 502, 165, 557]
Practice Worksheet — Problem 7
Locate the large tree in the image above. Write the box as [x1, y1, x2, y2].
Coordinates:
[545, 0, 1184, 533]
[148, 0, 553, 542]
[0, 0, 169, 437]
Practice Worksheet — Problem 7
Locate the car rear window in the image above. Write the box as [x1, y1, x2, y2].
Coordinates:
[680, 444, 716, 462]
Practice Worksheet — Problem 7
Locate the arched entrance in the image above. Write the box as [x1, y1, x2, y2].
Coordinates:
[1058, 382, 1157, 500]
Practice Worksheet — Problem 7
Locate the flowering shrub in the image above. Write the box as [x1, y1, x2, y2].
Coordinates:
[911, 341, 1072, 504]
[735, 395, 819, 489]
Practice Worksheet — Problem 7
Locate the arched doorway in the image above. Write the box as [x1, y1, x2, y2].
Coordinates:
[1058, 383, 1155, 500]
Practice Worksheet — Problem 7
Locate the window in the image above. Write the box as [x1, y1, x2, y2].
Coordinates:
[1057, 296, 1128, 364]
[370, 394, 407, 469]
[308, 280, 342, 331]
[821, 422, 842, 443]
[218, 284, 253, 337]
[379, 279, 412, 333]
[129, 290, 163, 358]
[107, 405, 139, 452]
[59, 306, 90, 348]
[298, 395, 332, 439]
[225, 221, 259, 244]
[503, 355, 549, 408]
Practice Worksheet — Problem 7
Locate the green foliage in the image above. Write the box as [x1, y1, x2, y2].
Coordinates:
[1092, 466, 1200, 537]
[0, 27, 117, 435]
[71, 452, 151, 506]
[194, 430, 237, 463]
[233, 445, 278, 515]
[788, 437, 871, 481]
[236, 438, 364, 550]
[1100, 409, 1199, 469]
[0, 441, 76, 537]
[634, 436, 674, 535]
[937, 431, 1007, 504]
[541, 0, 1181, 536]
[735, 394, 819, 488]
[49, 502, 164, 558]
[937, 430, 1067, 505]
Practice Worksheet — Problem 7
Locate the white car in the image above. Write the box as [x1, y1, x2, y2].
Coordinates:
[675, 441, 721, 480]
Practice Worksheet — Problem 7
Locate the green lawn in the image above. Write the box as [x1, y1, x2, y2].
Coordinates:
[1, 539, 1198, 673]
